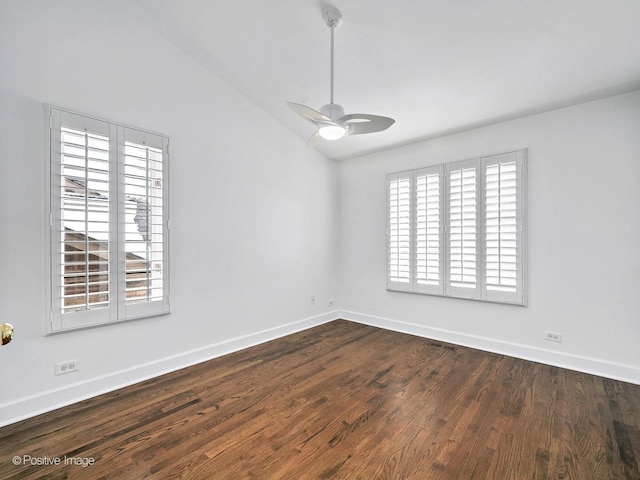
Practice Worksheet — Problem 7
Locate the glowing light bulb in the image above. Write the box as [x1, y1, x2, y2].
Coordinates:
[318, 124, 346, 140]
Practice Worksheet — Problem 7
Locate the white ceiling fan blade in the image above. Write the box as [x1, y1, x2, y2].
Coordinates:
[341, 114, 395, 135]
[287, 102, 332, 125]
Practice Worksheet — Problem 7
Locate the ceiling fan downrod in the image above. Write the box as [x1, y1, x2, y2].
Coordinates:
[323, 6, 342, 106]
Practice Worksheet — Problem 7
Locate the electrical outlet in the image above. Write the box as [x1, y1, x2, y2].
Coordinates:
[544, 331, 562, 343]
[310, 295, 316, 306]
[55, 360, 79, 376]
[328, 299, 334, 307]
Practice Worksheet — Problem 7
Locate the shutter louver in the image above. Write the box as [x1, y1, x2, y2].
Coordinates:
[485, 161, 518, 293]
[60, 127, 111, 313]
[388, 176, 412, 288]
[449, 165, 477, 290]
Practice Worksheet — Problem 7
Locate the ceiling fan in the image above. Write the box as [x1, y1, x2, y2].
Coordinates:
[288, 5, 395, 141]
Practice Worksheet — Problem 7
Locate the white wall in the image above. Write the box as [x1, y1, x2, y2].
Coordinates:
[338, 90, 640, 382]
[0, 0, 339, 425]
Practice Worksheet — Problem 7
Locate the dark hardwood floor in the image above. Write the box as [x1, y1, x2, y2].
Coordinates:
[1, 320, 640, 479]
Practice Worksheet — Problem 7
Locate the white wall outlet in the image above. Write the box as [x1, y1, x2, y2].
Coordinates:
[55, 359, 79, 376]
[310, 295, 316, 306]
[328, 299, 334, 307]
[544, 331, 562, 343]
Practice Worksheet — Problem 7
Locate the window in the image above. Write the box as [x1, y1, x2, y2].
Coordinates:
[47, 107, 170, 332]
[387, 150, 526, 305]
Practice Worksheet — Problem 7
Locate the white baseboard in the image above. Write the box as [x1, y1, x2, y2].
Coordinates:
[339, 310, 640, 386]
[0, 311, 338, 428]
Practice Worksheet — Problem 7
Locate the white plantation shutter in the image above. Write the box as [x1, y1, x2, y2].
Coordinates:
[484, 151, 524, 304]
[119, 127, 170, 319]
[48, 108, 169, 332]
[415, 166, 444, 295]
[50, 111, 117, 330]
[388, 173, 412, 291]
[386, 149, 526, 305]
[446, 159, 481, 299]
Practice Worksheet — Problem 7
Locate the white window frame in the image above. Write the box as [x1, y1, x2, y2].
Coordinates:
[46, 106, 170, 333]
[386, 149, 527, 306]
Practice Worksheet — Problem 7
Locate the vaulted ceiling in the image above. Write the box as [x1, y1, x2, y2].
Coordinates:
[138, 0, 640, 160]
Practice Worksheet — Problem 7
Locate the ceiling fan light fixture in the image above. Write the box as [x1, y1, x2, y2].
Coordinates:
[318, 124, 347, 140]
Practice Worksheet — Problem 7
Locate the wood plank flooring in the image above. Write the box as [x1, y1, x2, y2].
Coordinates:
[1, 320, 640, 479]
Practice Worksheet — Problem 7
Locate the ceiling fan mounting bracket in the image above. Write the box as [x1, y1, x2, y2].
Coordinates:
[322, 6, 342, 29]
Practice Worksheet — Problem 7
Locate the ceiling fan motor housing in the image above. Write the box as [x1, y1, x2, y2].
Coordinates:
[320, 103, 345, 121]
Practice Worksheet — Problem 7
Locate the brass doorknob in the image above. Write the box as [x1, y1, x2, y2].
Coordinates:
[1, 323, 13, 346]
